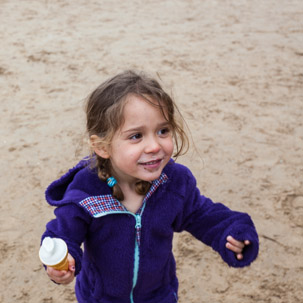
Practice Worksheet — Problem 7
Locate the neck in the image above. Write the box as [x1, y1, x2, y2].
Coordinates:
[119, 184, 144, 214]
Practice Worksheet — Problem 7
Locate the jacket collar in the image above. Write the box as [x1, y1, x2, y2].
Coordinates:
[79, 173, 168, 218]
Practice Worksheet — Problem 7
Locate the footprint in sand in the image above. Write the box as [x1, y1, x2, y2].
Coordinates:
[282, 194, 303, 228]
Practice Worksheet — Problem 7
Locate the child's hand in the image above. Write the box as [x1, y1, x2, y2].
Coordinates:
[46, 254, 75, 284]
[226, 236, 250, 260]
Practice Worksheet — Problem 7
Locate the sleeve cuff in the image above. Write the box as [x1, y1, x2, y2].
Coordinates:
[216, 223, 259, 268]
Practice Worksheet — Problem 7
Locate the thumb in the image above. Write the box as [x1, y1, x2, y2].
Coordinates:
[67, 253, 76, 272]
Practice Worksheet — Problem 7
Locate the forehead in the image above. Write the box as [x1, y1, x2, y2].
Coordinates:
[125, 93, 166, 112]
[121, 94, 168, 125]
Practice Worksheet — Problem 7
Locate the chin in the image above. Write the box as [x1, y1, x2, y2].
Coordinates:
[141, 172, 162, 182]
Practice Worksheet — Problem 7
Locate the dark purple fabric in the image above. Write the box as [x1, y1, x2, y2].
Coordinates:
[42, 159, 259, 303]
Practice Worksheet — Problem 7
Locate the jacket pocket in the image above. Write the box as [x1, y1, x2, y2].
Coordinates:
[86, 262, 104, 299]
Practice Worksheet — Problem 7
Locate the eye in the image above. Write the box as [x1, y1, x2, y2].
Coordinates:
[129, 133, 142, 140]
[157, 127, 170, 136]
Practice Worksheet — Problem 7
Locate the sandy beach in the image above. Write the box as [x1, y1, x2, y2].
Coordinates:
[0, 0, 302, 302]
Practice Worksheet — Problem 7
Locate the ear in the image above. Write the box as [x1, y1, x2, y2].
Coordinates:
[90, 135, 110, 159]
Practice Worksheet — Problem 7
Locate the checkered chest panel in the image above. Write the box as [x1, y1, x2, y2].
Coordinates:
[79, 195, 126, 217]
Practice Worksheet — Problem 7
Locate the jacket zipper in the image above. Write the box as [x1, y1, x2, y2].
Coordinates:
[94, 208, 144, 302]
[130, 214, 142, 303]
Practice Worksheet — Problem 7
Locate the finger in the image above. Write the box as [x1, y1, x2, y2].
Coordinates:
[50, 270, 74, 284]
[244, 240, 250, 245]
[226, 242, 243, 253]
[236, 253, 243, 260]
[226, 236, 245, 249]
[47, 266, 66, 278]
[58, 271, 75, 285]
[69, 264, 76, 272]
[67, 254, 76, 272]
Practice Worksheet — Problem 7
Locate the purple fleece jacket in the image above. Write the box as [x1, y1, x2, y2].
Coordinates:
[42, 158, 259, 303]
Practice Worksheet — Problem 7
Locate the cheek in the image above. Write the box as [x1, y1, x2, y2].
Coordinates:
[118, 144, 141, 161]
[165, 139, 174, 156]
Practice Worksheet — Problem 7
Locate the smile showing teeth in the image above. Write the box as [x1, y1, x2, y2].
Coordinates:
[144, 160, 158, 165]
[139, 159, 162, 166]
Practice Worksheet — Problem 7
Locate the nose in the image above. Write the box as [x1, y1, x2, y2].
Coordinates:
[144, 136, 161, 154]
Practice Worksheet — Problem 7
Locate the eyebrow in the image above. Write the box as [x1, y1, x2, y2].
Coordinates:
[122, 122, 171, 134]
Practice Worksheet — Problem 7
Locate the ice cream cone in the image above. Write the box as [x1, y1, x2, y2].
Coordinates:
[39, 237, 69, 271]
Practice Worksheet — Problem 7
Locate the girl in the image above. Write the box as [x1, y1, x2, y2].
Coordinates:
[42, 70, 259, 303]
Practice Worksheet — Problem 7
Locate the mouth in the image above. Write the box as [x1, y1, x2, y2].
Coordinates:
[140, 159, 161, 165]
[138, 158, 163, 169]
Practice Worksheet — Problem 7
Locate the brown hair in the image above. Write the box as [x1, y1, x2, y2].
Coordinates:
[86, 70, 189, 200]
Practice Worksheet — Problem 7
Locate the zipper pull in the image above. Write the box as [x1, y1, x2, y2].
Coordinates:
[135, 214, 141, 229]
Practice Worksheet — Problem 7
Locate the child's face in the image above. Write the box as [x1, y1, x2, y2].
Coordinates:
[107, 94, 174, 185]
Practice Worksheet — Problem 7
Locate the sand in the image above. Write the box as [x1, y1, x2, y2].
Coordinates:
[0, 0, 302, 302]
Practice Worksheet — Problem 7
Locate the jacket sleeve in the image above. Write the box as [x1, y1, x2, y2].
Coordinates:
[41, 202, 92, 275]
[173, 172, 259, 268]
